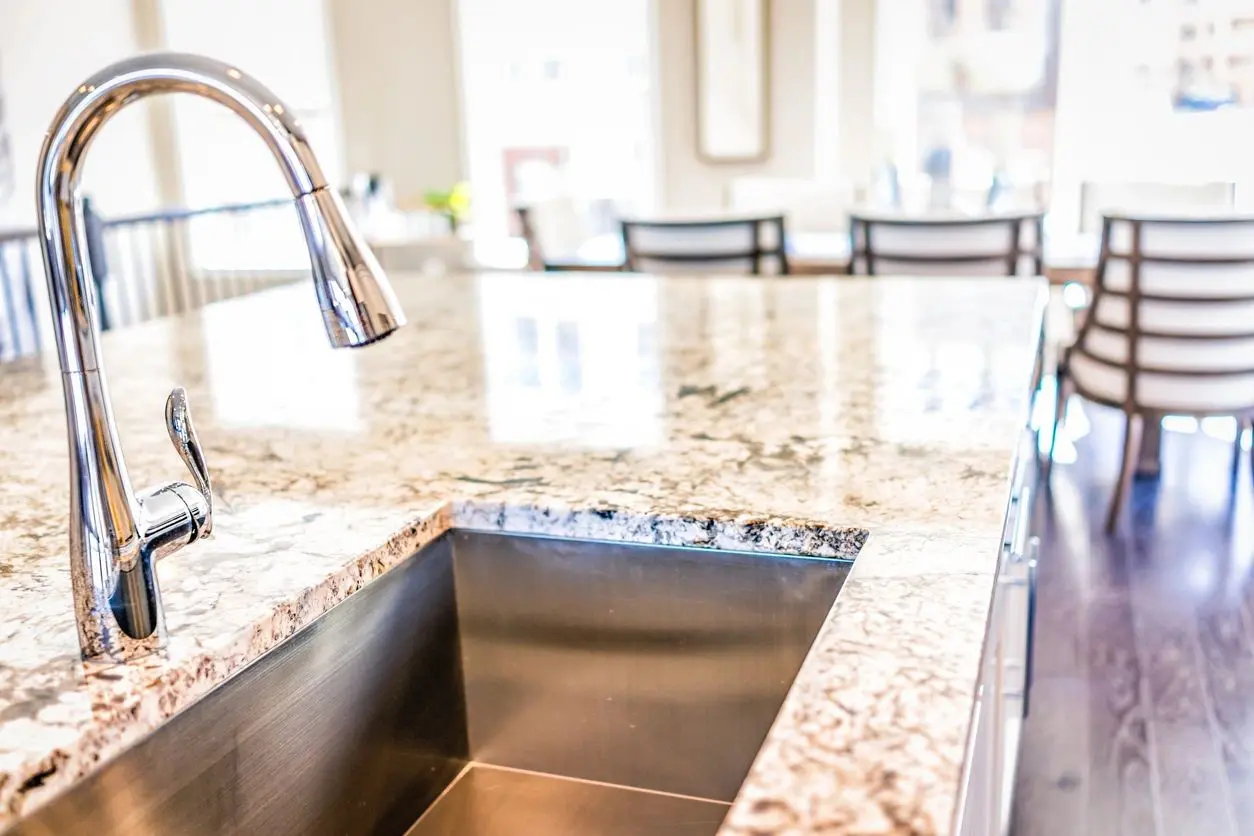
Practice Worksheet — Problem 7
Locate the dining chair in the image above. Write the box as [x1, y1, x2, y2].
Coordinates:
[1078, 181, 1234, 235]
[848, 212, 1044, 276]
[620, 216, 790, 275]
[516, 198, 623, 272]
[1045, 213, 1254, 532]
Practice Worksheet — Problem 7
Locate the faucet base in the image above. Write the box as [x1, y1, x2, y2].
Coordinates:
[73, 595, 168, 664]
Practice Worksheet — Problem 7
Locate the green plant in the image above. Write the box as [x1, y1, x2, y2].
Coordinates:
[423, 181, 472, 224]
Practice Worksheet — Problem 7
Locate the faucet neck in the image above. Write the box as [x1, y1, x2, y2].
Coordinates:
[37, 53, 328, 375]
[35, 53, 337, 662]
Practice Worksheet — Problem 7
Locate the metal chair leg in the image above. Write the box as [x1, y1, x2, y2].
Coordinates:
[1231, 418, 1244, 486]
[1106, 412, 1143, 534]
[1247, 417, 1253, 488]
[1043, 367, 1069, 483]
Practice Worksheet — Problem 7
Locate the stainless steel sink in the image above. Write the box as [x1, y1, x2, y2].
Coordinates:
[10, 531, 852, 836]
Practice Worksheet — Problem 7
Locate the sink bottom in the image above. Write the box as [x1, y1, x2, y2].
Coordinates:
[8, 531, 852, 836]
[406, 764, 728, 836]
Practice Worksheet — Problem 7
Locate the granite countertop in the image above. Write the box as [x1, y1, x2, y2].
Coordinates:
[0, 271, 1045, 834]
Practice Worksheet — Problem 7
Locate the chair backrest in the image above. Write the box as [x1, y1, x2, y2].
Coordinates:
[1078, 181, 1234, 235]
[1067, 213, 1254, 416]
[620, 216, 789, 275]
[848, 212, 1043, 276]
[727, 178, 855, 234]
[516, 197, 591, 269]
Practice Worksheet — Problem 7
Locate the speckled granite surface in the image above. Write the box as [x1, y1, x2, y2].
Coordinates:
[0, 272, 1044, 833]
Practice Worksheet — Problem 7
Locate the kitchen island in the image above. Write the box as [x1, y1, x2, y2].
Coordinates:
[0, 271, 1045, 834]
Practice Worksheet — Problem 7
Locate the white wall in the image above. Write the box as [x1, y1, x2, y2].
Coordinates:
[327, 0, 466, 206]
[812, 0, 842, 181]
[872, 0, 926, 172]
[0, 0, 161, 227]
[653, 0, 818, 213]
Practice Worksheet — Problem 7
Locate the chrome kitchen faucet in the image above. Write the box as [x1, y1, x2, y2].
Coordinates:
[36, 52, 406, 662]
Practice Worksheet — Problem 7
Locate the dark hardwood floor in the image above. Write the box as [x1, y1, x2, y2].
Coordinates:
[1012, 400, 1254, 836]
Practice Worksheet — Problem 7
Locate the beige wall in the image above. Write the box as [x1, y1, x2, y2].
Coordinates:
[653, 0, 818, 213]
[0, 0, 161, 227]
[327, 0, 466, 206]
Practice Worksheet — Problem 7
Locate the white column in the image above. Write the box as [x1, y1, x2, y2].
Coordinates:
[871, 0, 926, 175]
[326, 0, 467, 205]
[131, 0, 186, 209]
[835, 0, 877, 191]
[813, 0, 841, 181]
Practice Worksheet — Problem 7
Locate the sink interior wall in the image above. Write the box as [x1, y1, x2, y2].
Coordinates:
[7, 532, 853, 836]
[9, 531, 470, 836]
[452, 530, 849, 802]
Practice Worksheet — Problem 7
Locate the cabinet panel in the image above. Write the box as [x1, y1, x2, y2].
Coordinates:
[956, 428, 1038, 836]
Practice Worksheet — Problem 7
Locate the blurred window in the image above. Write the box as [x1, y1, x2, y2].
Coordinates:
[457, 0, 655, 253]
[874, 0, 1059, 212]
[1050, 0, 1254, 233]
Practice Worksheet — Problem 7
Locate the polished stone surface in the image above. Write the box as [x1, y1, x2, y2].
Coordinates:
[0, 272, 1044, 833]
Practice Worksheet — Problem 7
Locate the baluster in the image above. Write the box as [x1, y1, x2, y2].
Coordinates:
[0, 244, 17, 361]
[83, 198, 112, 332]
[161, 220, 186, 314]
[18, 243, 40, 354]
[168, 216, 200, 312]
[281, 202, 298, 292]
[104, 232, 134, 328]
[228, 209, 246, 300]
[248, 205, 268, 294]
[193, 215, 221, 305]
[148, 223, 175, 316]
[127, 226, 156, 322]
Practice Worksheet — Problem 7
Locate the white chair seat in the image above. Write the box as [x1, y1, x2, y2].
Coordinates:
[1082, 326, 1254, 372]
[1090, 294, 1254, 333]
[1101, 260, 1254, 297]
[1069, 352, 1254, 414]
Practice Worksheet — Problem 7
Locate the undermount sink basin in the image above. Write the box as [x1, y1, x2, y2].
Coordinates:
[11, 532, 852, 836]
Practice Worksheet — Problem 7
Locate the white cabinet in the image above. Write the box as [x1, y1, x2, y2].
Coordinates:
[956, 429, 1038, 836]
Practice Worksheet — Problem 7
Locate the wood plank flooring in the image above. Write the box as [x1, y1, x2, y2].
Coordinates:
[1012, 402, 1254, 836]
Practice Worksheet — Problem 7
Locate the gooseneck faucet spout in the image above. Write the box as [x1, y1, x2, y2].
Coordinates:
[36, 53, 406, 662]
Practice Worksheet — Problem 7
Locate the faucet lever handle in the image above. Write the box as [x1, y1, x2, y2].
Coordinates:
[164, 386, 213, 538]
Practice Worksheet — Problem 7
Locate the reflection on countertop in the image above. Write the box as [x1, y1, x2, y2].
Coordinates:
[0, 271, 1045, 834]
[477, 274, 663, 447]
